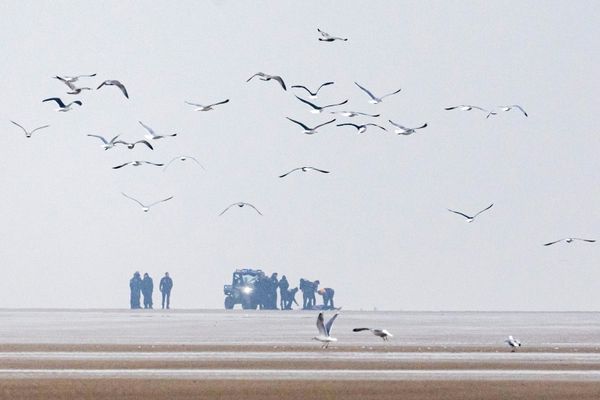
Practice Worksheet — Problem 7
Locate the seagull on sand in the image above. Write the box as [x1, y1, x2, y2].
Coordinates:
[448, 204, 494, 222]
[121, 193, 173, 212]
[10, 121, 50, 138]
[505, 336, 521, 352]
[291, 82, 334, 98]
[163, 155, 205, 171]
[388, 120, 428, 135]
[498, 105, 528, 117]
[97, 80, 129, 99]
[185, 99, 229, 111]
[294, 95, 348, 114]
[286, 117, 336, 135]
[353, 328, 394, 342]
[317, 28, 348, 42]
[246, 72, 287, 91]
[279, 167, 330, 178]
[336, 122, 387, 134]
[55, 73, 96, 83]
[312, 312, 339, 349]
[543, 237, 596, 246]
[445, 105, 497, 118]
[138, 121, 177, 141]
[330, 110, 380, 118]
[87, 134, 122, 150]
[354, 82, 401, 104]
[53, 76, 92, 95]
[42, 97, 82, 112]
[112, 161, 164, 169]
[219, 202, 263, 216]
[114, 139, 154, 150]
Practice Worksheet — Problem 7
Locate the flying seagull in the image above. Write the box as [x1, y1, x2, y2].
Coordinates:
[246, 72, 286, 91]
[353, 328, 394, 342]
[97, 80, 129, 99]
[10, 121, 50, 138]
[279, 167, 330, 178]
[498, 105, 528, 117]
[330, 110, 380, 118]
[543, 238, 596, 246]
[138, 121, 177, 141]
[42, 97, 82, 112]
[354, 82, 401, 104]
[317, 28, 348, 42]
[389, 120, 428, 135]
[112, 161, 164, 169]
[55, 73, 96, 83]
[505, 336, 521, 352]
[445, 105, 497, 118]
[53, 76, 92, 95]
[114, 139, 154, 150]
[448, 203, 494, 222]
[286, 117, 336, 135]
[294, 95, 348, 114]
[219, 202, 263, 216]
[163, 155, 205, 171]
[121, 192, 173, 212]
[312, 312, 339, 349]
[291, 82, 334, 98]
[336, 122, 387, 134]
[87, 134, 121, 150]
[184, 99, 229, 111]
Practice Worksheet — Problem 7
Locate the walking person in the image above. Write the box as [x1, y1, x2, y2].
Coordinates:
[141, 273, 154, 309]
[129, 271, 142, 309]
[159, 272, 173, 309]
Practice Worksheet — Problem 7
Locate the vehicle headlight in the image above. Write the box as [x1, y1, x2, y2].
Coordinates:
[242, 286, 253, 294]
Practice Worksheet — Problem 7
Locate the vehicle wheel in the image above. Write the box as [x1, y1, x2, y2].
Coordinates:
[224, 297, 235, 310]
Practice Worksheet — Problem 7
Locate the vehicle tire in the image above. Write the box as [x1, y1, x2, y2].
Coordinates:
[224, 297, 235, 310]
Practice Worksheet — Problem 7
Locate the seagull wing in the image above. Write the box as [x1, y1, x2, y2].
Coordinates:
[121, 192, 146, 208]
[219, 203, 237, 216]
[415, 123, 428, 129]
[244, 203, 263, 215]
[9, 121, 27, 134]
[354, 112, 380, 117]
[321, 99, 348, 109]
[272, 75, 287, 91]
[380, 88, 402, 99]
[573, 238, 596, 243]
[354, 82, 377, 100]
[148, 196, 173, 208]
[543, 239, 564, 246]
[142, 161, 165, 167]
[317, 28, 330, 38]
[208, 99, 229, 107]
[87, 134, 109, 144]
[307, 167, 330, 174]
[294, 95, 320, 110]
[42, 97, 66, 107]
[185, 101, 203, 107]
[55, 76, 77, 90]
[336, 123, 360, 130]
[388, 120, 407, 130]
[316, 313, 327, 336]
[366, 123, 387, 131]
[138, 121, 155, 136]
[163, 157, 180, 171]
[473, 203, 494, 218]
[447, 209, 472, 219]
[246, 73, 262, 82]
[353, 328, 371, 332]
[112, 162, 131, 169]
[513, 105, 528, 117]
[286, 117, 311, 131]
[325, 313, 339, 336]
[314, 119, 336, 129]
[133, 140, 154, 150]
[29, 125, 50, 134]
[315, 81, 334, 93]
[113, 81, 129, 98]
[96, 81, 107, 90]
[290, 85, 313, 96]
[279, 168, 301, 178]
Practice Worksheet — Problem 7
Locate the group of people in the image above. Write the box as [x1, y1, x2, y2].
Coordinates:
[250, 273, 335, 310]
[129, 272, 173, 309]
[300, 279, 335, 310]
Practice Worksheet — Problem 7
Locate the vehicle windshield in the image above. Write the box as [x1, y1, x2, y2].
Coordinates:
[234, 273, 257, 286]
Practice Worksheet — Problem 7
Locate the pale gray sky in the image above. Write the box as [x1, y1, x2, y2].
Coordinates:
[1, 1, 599, 310]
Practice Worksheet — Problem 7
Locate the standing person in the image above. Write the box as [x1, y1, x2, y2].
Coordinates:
[129, 272, 142, 309]
[310, 280, 319, 309]
[300, 279, 309, 309]
[269, 273, 279, 309]
[141, 273, 154, 309]
[318, 287, 335, 309]
[278, 275, 289, 310]
[159, 272, 173, 309]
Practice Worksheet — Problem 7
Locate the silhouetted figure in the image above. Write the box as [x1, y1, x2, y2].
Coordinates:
[129, 271, 142, 309]
[318, 287, 335, 309]
[278, 276, 289, 310]
[268, 273, 279, 309]
[159, 272, 173, 309]
[310, 280, 319, 308]
[300, 279, 309, 309]
[255, 272, 268, 310]
[141, 273, 154, 309]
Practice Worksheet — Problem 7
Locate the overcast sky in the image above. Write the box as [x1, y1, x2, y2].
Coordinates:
[1, 1, 599, 310]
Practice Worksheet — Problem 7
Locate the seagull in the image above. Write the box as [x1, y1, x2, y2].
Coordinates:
[53, 76, 92, 95]
[42, 97, 82, 112]
[219, 202, 263, 216]
[388, 120, 428, 135]
[184, 99, 229, 111]
[543, 238, 596, 246]
[291, 82, 334, 98]
[312, 312, 339, 349]
[279, 167, 330, 178]
[246, 72, 286, 91]
[352, 328, 394, 342]
[97, 80, 129, 98]
[330, 111, 380, 118]
[55, 73, 96, 83]
[112, 161, 164, 169]
[498, 105, 528, 117]
[354, 82, 401, 104]
[336, 122, 387, 134]
[294, 95, 348, 114]
[163, 155, 205, 171]
[445, 105, 497, 118]
[317, 28, 348, 42]
[505, 336, 521, 352]
[10, 121, 50, 138]
[121, 193, 173, 212]
[286, 117, 336, 135]
[87, 134, 122, 150]
[138, 121, 177, 141]
[448, 203, 494, 222]
[114, 139, 154, 150]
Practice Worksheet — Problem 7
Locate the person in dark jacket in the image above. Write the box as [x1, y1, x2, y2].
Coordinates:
[159, 272, 173, 309]
[129, 272, 142, 309]
[278, 275, 289, 310]
[269, 273, 279, 309]
[310, 280, 319, 308]
[141, 273, 154, 309]
[318, 287, 335, 309]
[300, 279, 309, 309]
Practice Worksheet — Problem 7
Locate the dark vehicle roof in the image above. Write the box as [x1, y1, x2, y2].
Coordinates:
[234, 268, 264, 276]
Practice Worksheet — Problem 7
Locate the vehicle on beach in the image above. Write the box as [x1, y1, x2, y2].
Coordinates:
[223, 268, 263, 309]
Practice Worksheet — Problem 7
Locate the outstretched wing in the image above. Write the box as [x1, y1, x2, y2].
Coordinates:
[10, 120, 27, 134]
[29, 125, 50, 134]
[512, 105, 528, 117]
[219, 203, 237, 216]
[543, 239, 564, 246]
[316, 313, 327, 336]
[279, 168, 301, 178]
[133, 140, 154, 150]
[366, 123, 387, 131]
[138, 121, 155, 135]
[87, 134, 108, 144]
[42, 97, 66, 107]
[473, 203, 494, 218]
[336, 123, 360, 130]
[290, 85, 313, 96]
[380, 88, 402, 99]
[112, 162, 131, 169]
[96, 81, 107, 90]
[244, 203, 263, 215]
[185, 101, 203, 107]
[246, 73, 262, 82]
[316, 81, 334, 93]
[314, 119, 336, 129]
[272, 75, 287, 91]
[354, 82, 377, 100]
[573, 238, 596, 243]
[142, 161, 165, 167]
[321, 99, 348, 109]
[208, 99, 229, 107]
[353, 328, 371, 332]
[317, 28, 330, 38]
[286, 117, 310, 131]
[113, 81, 129, 98]
[54, 76, 76, 90]
[121, 192, 146, 208]
[294, 95, 320, 110]
[148, 196, 173, 208]
[307, 167, 329, 174]
[447, 209, 472, 220]
[325, 313, 339, 336]
[388, 120, 407, 130]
